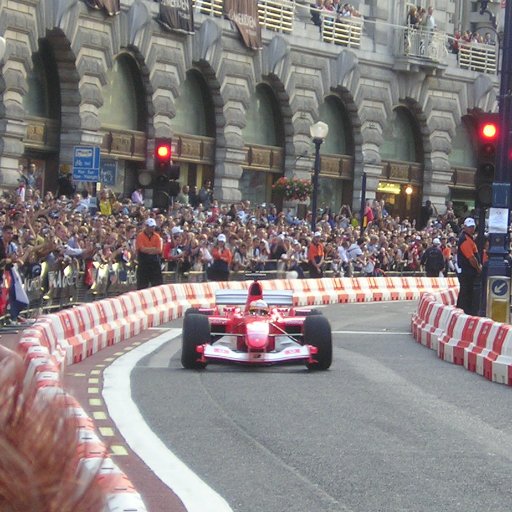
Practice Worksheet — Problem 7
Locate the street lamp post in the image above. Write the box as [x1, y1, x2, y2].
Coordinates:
[480, 0, 512, 320]
[487, 0, 512, 277]
[309, 121, 329, 232]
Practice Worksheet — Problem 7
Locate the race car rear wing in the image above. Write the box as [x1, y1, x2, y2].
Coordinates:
[215, 289, 294, 306]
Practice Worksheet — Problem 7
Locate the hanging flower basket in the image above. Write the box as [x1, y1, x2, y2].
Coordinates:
[272, 177, 312, 202]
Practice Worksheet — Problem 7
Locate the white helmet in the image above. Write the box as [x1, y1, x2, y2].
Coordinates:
[249, 299, 269, 315]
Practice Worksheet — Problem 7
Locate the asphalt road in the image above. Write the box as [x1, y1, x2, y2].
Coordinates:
[129, 301, 512, 512]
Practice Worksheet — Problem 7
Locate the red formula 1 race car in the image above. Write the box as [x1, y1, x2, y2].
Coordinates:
[180, 278, 332, 371]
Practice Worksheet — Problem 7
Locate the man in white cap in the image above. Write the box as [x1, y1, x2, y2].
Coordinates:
[456, 217, 482, 314]
[307, 231, 325, 278]
[135, 218, 163, 289]
[420, 237, 445, 277]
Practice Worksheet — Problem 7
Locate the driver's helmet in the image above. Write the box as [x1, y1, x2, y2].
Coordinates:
[249, 299, 269, 316]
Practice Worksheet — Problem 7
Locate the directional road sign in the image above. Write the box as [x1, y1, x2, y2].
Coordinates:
[72, 146, 101, 182]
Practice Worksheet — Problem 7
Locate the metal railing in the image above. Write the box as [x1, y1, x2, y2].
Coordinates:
[258, 0, 295, 33]
[191, 2, 498, 75]
[395, 26, 448, 63]
[321, 15, 364, 48]
[193, 0, 223, 18]
[458, 42, 498, 74]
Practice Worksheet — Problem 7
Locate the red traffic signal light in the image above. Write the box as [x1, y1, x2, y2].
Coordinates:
[475, 113, 500, 208]
[480, 121, 498, 140]
[154, 138, 172, 165]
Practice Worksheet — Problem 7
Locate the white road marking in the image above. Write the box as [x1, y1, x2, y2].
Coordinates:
[102, 328, 233, 512]
[333, 330, 412, 335]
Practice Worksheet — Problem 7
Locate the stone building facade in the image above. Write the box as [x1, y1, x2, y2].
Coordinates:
[0, 0, 501, 220]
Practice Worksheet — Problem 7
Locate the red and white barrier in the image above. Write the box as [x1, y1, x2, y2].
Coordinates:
[411, 282, 512, 386]
[16, 276, 459, 509]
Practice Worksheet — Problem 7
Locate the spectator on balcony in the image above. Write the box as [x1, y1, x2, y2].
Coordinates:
[348, 4, 361, 17]
[471, 32, 483, 43]
[339, 3, 351, 17]
[323, 0, 335, 13]
[461, 30, 472, 44]
[407, 6, 418, 27]
[310, 0, 323, 27]
[484, 32, 495, 45]
[421, 6, 436, 32]
[450, 31, 461, 54]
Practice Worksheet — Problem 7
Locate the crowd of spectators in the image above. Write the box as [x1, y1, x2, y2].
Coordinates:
[0, 173, 472, 306]
[448, 30, 496, 55]
[310, 0, 361, 28]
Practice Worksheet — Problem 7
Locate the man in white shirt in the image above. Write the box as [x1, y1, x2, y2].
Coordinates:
[131, 187, 144, 205]
[422, 6, 436, 31]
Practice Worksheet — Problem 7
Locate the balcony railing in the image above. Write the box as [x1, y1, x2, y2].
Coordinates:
[192, 2, 498, 76]
[258, 0, 295, 33]
[321, 15, 363, 48]
[193, 0, 223, 18]
[458, 42, 497, 74]
[395, 27, 448, 64]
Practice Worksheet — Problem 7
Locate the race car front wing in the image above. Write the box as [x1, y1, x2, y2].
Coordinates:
[197, 343, 318, 365]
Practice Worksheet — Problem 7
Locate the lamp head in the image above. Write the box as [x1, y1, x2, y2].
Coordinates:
[310, 121, 329, 141]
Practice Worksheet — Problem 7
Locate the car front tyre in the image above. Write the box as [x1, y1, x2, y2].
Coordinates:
[181, 313, 209, 369]
[303, 315, 332, 371]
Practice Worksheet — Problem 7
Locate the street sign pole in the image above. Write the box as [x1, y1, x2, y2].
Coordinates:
[486, 0, 512, 281]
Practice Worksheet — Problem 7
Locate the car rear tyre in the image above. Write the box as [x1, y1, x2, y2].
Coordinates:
[181, 313, 209, 369]
[302, 309, 322, 316]
[303, 315, 332, 371]
[184, 307, 209, 316]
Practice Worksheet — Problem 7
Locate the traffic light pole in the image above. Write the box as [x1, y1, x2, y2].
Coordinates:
[487, 0, 512, 279]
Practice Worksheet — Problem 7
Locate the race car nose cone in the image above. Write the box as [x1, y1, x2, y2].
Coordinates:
[246, 321, 270, 350]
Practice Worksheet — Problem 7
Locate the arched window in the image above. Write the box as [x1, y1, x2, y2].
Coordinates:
[173, 70, 215, 137]
[243, 84, 283, 146]
[241, 83, 284, 206]
[381, 107, 422, 163]
[99, 54, 145, 131]
[319, 96, 352, 155]
[449, 118, 477, 168]
[23, 40, 60, 119]
[316, 95, 354, 211]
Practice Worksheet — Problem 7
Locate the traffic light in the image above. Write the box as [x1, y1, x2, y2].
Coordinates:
[475, 113, 499, 208]
[154, 138, 172, 170]
[154, 138, 180, 181]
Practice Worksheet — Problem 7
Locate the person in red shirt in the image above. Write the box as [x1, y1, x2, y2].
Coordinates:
[208, 234, 232, 282]
[363, 201, 374, 230]
[135, 218, 163, 289]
